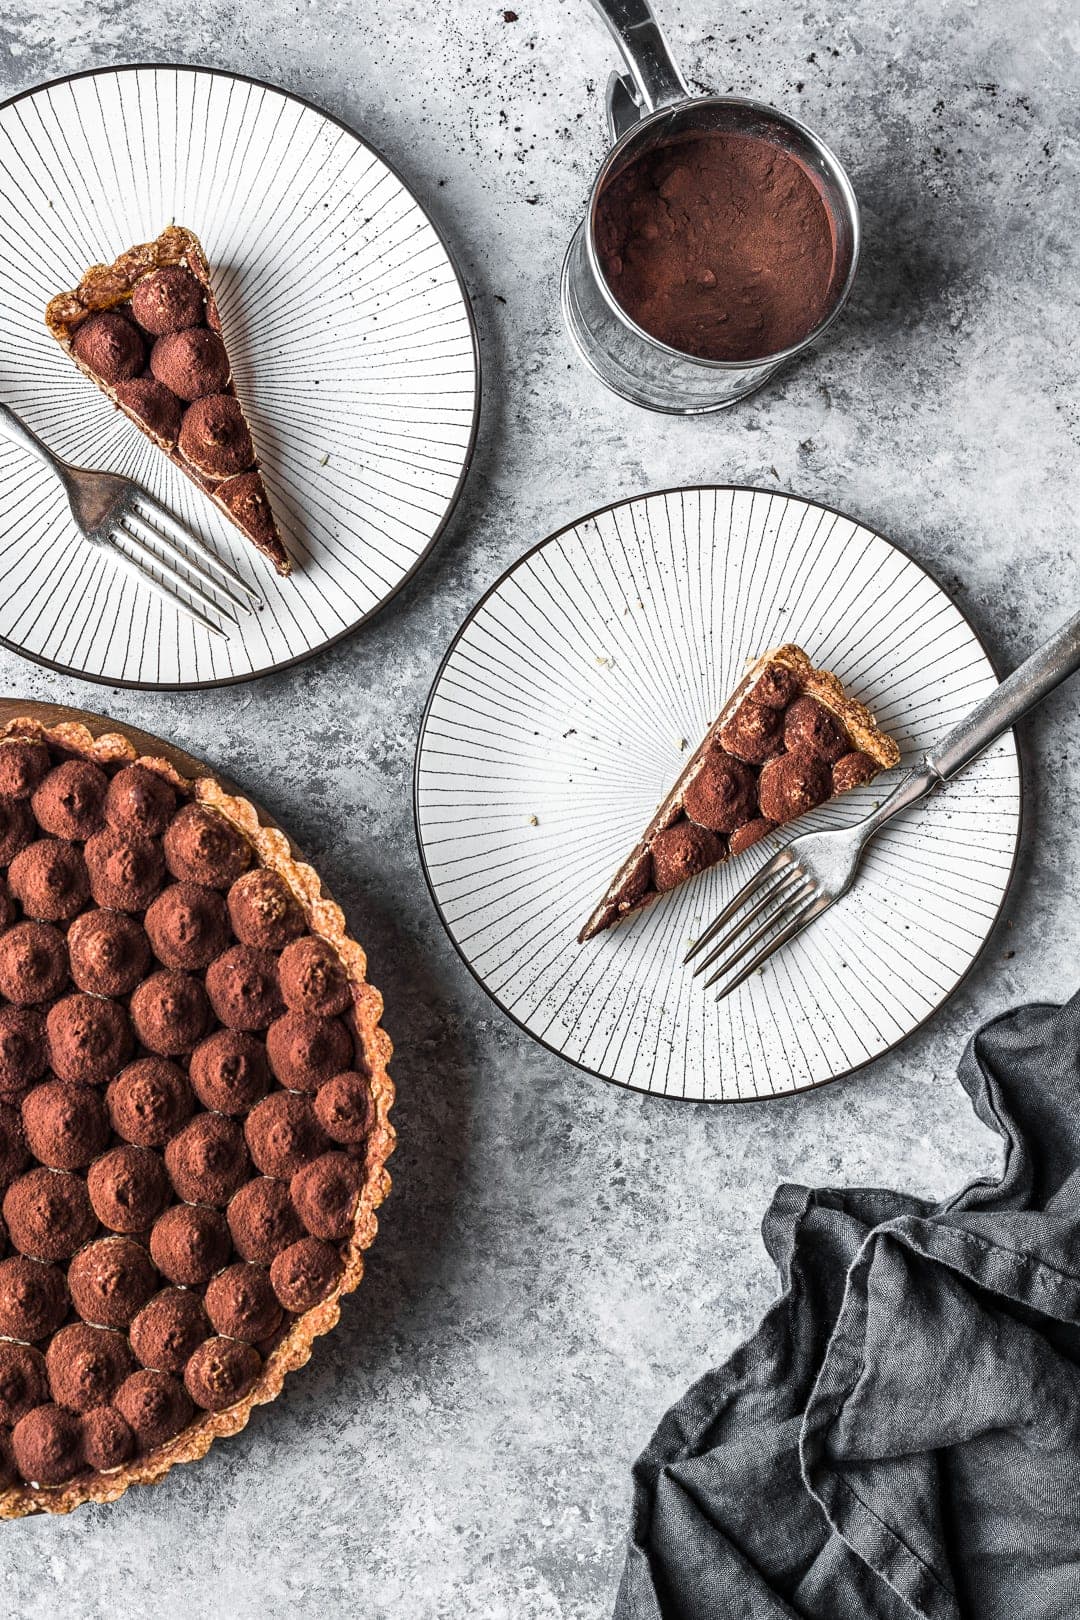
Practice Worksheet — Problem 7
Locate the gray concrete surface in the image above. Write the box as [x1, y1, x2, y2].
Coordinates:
[0, 0, 1078, 1613]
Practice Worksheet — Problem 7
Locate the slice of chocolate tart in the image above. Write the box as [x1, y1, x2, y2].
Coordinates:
[45, 225, 290, 576]
[578, 644, 900, 942]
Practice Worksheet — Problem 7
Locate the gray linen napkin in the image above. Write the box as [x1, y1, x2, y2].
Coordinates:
[615, 992, 1080, 1620]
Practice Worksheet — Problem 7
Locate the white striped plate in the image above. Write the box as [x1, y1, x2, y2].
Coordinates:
[415, 487, 1021, 1102]
[0, 65, 478, 688]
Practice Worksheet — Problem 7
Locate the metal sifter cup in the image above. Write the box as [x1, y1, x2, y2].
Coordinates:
[561, 0, 861, 413]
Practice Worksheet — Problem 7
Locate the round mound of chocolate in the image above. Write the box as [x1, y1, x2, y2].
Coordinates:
[130, 969, 211, 1056]
[164, 803, 250, 889]
[269, 1237, 342, 1315]
[0, 797, 34, 865]
[68, 1237, 158, 1329]
[30, 759, 108, 840]
[87, 1145, 169, 1235]
[245, 1090, 327, 1179]
[227, 1176, 303, 1265]
[46, 993, 132, 1085]
[82, 1404, 134, 1472]
[104, 763, 177, 838]
[165, 1113, 251, 1206]
[728, 817, 775, 857]
[0, 1256, 68, 1340]
[266, 1013, 352, 1091]
[114, 377, 184, 443]
[151, 327, 230, 401]
[72, 310, 145, 385]
[783, 696, 849, 765]
[184, 1336, 261, 1413]
[0, 1006, 48, 1098]
[22, 1081, 109, 1170]
[67, 908, 151, 998]
[114, 1369, 192, 1452]
[3, 1168, 96, 1262]
[718, 699, 785, 765]
[178, 394, 255, 479]
[0, 925, 67, 1007]
[758, 746, 832, 824]
[0, 1342, 48, 1424]
[0, 1101, 28, 1187]
[751, 662, 803, 708]
[832, 751, 878, 794]
[129, 1289, 210, 1374]
[291, 1152, 363, 1242]
[9, 838, 89, 921]
[131, 264, 206, 335]
[683, 753, 758, 835]
[189, 1028, 269, 1115]
[46, 1322, 135, 1411]
[226, 868, 305, 950]
[204, 1262, 282, 1344]
[205, 945, 283, 1031]
[84, 826, 165, 911]
[278, 935, 352, 1018]
[11, 1402, 83, 1486]
[149, 1203, 231, 1288]
[314, 1072, 373, 1145]
[650, 822, 724, 894]
[145, 882, 230, 970]
[107, 1058, 194, 1148]
[0, 739, 50, 800]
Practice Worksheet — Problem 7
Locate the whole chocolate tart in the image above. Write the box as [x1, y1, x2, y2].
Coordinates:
[579, 644, 900, 941]
[0, 715, 393, 1516]
[45, 225, 291, 577]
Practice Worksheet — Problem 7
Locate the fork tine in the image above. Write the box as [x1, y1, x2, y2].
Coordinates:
[690, 869, 810, 979]
[709, 894, 833, 1001]
[101, 537, 229, 640]
[134, 492, 262, 606]
[699, 878, 818, 987]
[113, 519, 241, 627]
[124, 511, 254, 616]
[683, 846, 795, 964]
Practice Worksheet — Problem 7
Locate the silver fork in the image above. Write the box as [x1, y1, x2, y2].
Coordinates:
[687, 606, 1080, 999]
[0, 401, 262, 639]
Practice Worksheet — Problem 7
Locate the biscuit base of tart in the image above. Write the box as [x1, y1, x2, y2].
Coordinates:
[0, 714, 393, 1518]
[578, 644, 901, 942]
[45, 225, 291, 577]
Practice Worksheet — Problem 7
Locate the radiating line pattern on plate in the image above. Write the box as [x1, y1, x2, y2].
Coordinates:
[416, 487, 1021, 1101]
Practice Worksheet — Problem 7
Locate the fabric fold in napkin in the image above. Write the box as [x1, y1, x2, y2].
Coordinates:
[614, 992, 1080, 1620]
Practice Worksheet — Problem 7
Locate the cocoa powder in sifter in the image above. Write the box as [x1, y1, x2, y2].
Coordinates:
[595, 129, 838, 362]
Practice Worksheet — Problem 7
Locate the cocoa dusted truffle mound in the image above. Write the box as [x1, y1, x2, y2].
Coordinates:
[0, 797, 35, 865]
[84, 826, 165, 911]
[783, 695, 849, 765]
[130, 969, 211, 1056]
[164, 803, 251, 889]
[81, 1405, 134, 1472]
[184, 1336, 261, 1413]
[145, 882, 230, 970]
[188, 1029, 269, 1115]
[0, 1342, 47, 1424]
[832, 751, 879, 794]
[683, 752, 758, 835]
[114, 376, 184, 443]
[205, 945, 283, 1031]
[0, 1008, 48, 1097]
[227, 868, 305, 950]
[269, 1236, 343, 1314]
[0, 1101, 29, 1187]
[46, 993, 132, 1085]
[245, 1091, 327, 1179]
[21, 1081, 109, 1170]
[718, 699, 785, 765]
[3, 1168, 97, 1261]
[0, 1256, 69, 1340]
[129, 1289, 210, 1374]
[30, 759, 108, 840]
[114, 1369, 192, 1452]
[752, 662, 803, 708]
[46, 1322, 135, 1411]
[266, 1013, 352, 1092]
[8, 838, 89, 921]
[728, 818, 775, 857]
[165, 1113, 251, 1206]
[290, 1153, 363, 1242]
[0, 738, 50, 800]
[204, 1262, 281, 1343]
[151, 327, 230, 401]
[11, 1402, 83, 1486]
[107, 1058, 194, 1148]
[72, 310, 145, 384]
[758, 746, 832, 824]
[216, 474, 277, 554]
[650, 822, 724, 894]
[314, 1072, 373, 1146]
[278, 935, 352, 1018]
[0, 924, 67, 1006]
[68, 1237, 158, 1329]
[149, 1203, 231, 1288]
[87, 1145, 169, 1234]
[104, 762, 177, 838]
[227, 1176, 302, 1264]
[67, 909, 151, 997]
[178, 394, 255, 479]
[130, 264, 206, 336]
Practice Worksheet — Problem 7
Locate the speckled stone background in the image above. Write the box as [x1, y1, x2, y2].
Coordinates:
[0, 0, 1077, 1613]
